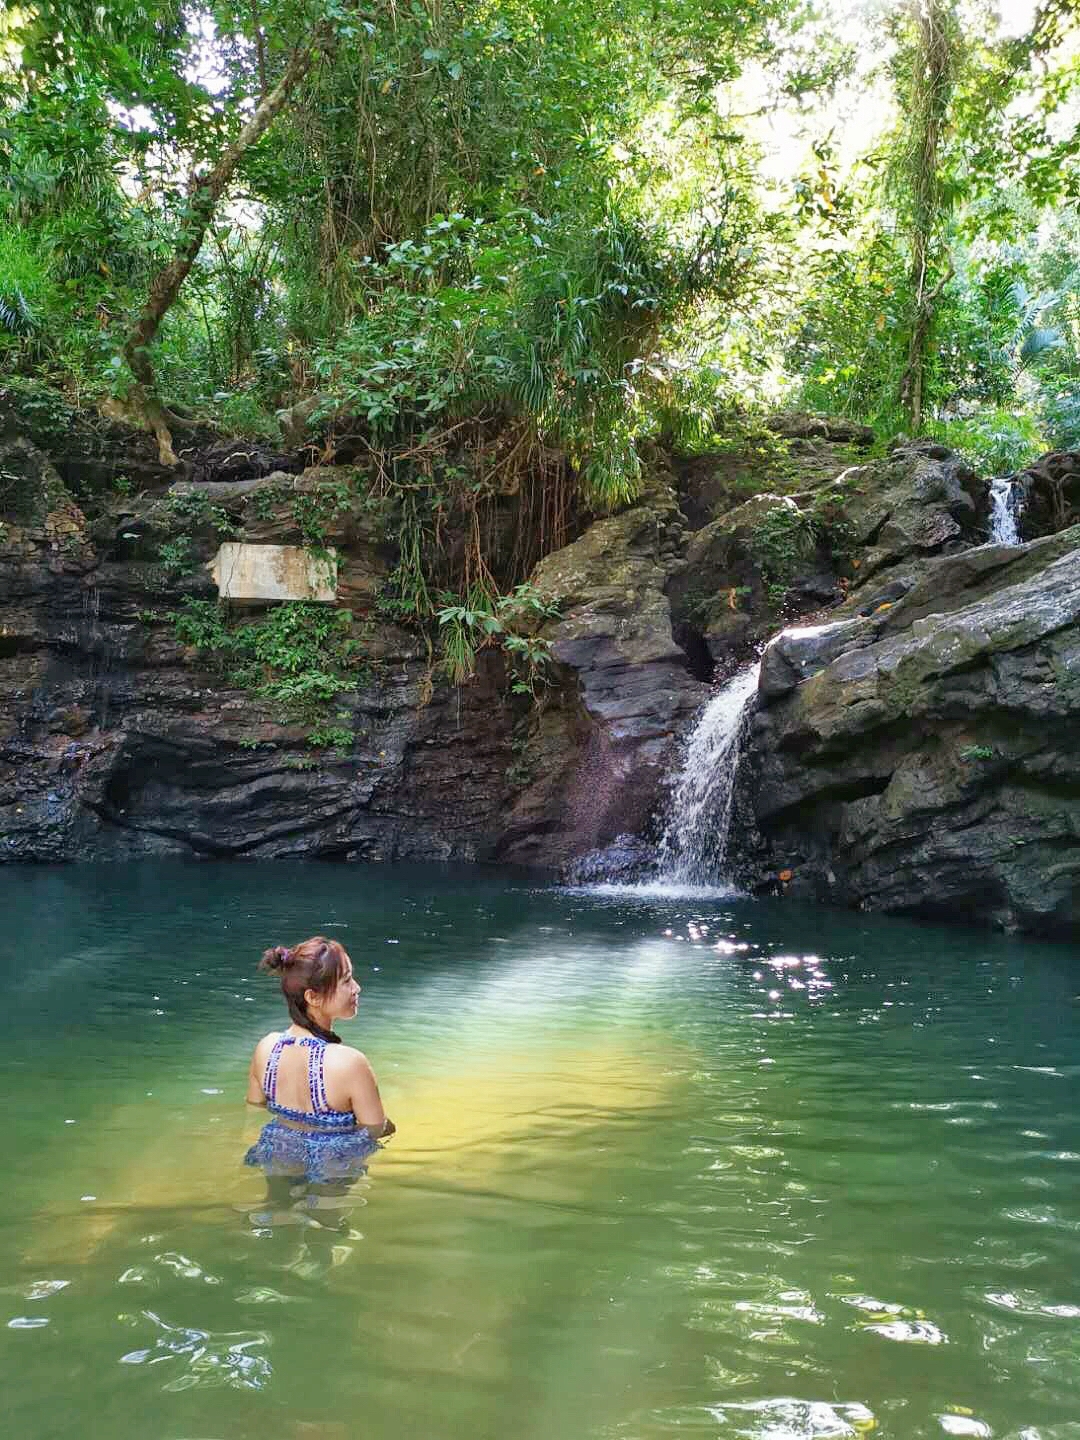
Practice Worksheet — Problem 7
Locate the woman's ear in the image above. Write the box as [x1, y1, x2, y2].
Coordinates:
[303, 987, 320, 1010]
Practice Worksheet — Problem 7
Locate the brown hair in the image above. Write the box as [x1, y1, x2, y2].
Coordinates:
[259, 935, 348, 1043]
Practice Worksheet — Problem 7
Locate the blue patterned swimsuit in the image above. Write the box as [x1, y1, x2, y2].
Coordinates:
[244, 1034, 379, 1184]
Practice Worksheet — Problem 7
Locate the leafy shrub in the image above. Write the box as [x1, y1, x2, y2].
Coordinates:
[0, 228, 52, 359]
[157, 535, 197, 575]
[436, 581, 560, 692]
[923, 409, 1047, 474]
[749, 503, 818, 606]
[169, 599, 366, 733]
[1040, 388, 1080, 452]
[313, 207, 687, 511]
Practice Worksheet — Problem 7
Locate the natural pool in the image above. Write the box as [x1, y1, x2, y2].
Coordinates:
[3, 862, 1080, 1440]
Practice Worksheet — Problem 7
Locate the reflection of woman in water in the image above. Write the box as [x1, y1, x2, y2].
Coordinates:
[245, 936, 394, 1205]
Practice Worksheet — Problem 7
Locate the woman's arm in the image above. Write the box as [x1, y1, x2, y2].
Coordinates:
[346, 1051, 393, 1136]
[246, 1045, 267, 1106]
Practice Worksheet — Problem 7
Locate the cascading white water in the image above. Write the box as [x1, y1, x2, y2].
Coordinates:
[989, 476, 1024, 546]
[655, 662, 761, 886]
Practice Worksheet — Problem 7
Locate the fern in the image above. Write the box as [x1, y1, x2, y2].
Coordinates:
[0, 288, 37, 336]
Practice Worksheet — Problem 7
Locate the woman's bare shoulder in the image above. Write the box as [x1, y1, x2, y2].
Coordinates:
[251, 1030, 281, 1060]
[326, 1043, 374, 1073]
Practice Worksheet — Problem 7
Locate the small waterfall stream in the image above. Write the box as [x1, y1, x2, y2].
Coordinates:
[81, 582, 114, 726]
[989, 476, 1024, 546]
[654, 661, 760, 888]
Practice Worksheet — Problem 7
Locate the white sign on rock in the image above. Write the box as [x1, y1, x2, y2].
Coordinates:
[209, 543, 338, 603]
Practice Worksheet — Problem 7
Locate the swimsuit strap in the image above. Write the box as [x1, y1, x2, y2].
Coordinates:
[262, 1033, 330, 1111]
[307, 1036, 330, 1113]
[262, 1034, 290, 1105]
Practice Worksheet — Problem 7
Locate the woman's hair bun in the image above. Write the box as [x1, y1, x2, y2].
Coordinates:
[259, 944, 292, 973]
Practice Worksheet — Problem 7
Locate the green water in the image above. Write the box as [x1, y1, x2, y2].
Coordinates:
[3, 863, 1080, 1440]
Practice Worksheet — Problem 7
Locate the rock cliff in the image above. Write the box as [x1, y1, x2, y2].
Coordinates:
[737, 526, 1080, 937]
[0, 413, 515, 862]
[4, 389, 1079, 938]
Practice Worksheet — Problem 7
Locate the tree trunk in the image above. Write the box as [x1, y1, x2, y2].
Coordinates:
[898, 0, 954, 433]
[123, 28, 327, 465]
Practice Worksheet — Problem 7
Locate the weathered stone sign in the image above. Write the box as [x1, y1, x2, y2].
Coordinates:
[209, 542, 337, 602]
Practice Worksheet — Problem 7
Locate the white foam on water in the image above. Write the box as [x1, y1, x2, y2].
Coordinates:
[567, 880, 743, 902]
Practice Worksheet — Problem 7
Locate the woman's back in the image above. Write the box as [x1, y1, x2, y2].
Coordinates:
[256, 1031, 355, 1127]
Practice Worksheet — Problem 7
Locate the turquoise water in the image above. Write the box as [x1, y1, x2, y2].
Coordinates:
[3, 861, 1080, 1440]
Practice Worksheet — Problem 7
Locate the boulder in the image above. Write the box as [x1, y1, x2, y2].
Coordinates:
[736, 525, 1080, 937]
[758, 617, 876, 700]
[764, 412, 875, 445]
[1013, 449, 1080, 538]
[562, 835, 654, 885]
[823, 441, 981, 581]
[667, 493, 838, 665]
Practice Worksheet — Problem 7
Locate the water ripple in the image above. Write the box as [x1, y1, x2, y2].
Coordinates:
[118, 1310, 272, 1391]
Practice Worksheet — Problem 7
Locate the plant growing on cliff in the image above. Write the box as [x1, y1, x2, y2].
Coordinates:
[168, 489, 240, 536]
[436, 582, 560, 693]
[289, 479, 354, 547]
[749, 504, 818, 607]
[157, 534, 197, 576]
[307, 718, 355, 756]
[170, 598, 366, 736]
[959, 743, 995, 761]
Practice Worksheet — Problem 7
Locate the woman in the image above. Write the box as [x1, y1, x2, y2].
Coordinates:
[245, 936, 394, 1187]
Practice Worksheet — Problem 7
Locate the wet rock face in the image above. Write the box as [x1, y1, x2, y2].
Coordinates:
[821, 441, 981, 576]
[0, 435, 515, 864]
[562, 835, 654, 885]
[737, 528, 1080, 938]
[8, 397, 1080, 941]
[1, 571, 516, 865]
[1, 430, 701, 872]
[496, 472, 708, 868]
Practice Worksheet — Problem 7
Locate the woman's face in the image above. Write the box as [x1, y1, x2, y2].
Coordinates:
[327, 951, 361, 1021]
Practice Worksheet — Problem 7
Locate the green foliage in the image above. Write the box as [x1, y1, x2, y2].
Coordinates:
[1042, 390, 1080, 452]
[3, 0, 1080, 536]
[312, 206, 709, 510]
[246, 480, 293, 522]
[959, 744, 995, 761]
[307, 718, 355, 756]
[924, 410, 1047, 474]
[167, 489, 239, 535]
[157, 534, 197, 575]
[749, 503, 818, 607]
[436, 582, 560, 692]
[169, 597, 229, 650]
[0, 226, 48, 350]
[169, 598, 366, 732]
[289, 480, 353, 547]
[809, 486, 859, 567]
[0, 376, 74, 444]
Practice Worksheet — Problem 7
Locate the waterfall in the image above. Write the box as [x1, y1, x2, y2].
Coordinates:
[989, 476, 1024, 546]
[81, 583, 107, 724]
[655, 662, 760, 887]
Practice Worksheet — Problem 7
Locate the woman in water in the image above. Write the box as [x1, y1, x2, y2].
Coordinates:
[245, 936, 394, 1188]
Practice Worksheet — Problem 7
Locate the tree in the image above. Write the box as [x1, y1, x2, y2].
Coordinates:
[122, 25, 328, 464]
[894, 0, 958, 432]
